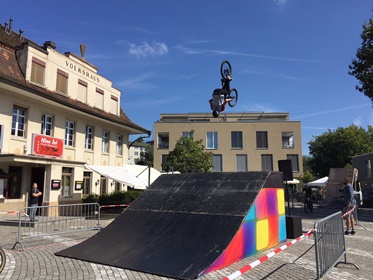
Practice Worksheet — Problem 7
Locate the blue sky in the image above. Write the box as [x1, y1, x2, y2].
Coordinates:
[2, 1, 373, 155]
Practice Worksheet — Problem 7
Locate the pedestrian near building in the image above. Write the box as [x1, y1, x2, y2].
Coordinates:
[339, 177, 355, 235]
[30, 183, 42, 222]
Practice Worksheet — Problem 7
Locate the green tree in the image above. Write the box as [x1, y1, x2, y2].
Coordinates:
[299, 170, 314, 184]
[164, 131, 213, 173]
[135, 144, 153, 167]
[348, 16, 373, 103]
[308, 125, 373, 177]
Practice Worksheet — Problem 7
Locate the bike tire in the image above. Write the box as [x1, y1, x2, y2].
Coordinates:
[228, 88, 238, 107]
[0, 247, 6, 273]
[304, 203, 309, 214]
[220, 60, 232, 79]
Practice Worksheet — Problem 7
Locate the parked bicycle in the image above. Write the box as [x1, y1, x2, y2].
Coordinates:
[0, 246, 6, 273]
[209, 60, 238, 117]
[304, 196, 313, 214]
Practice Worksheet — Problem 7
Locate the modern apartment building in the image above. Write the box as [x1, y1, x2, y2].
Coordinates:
[0, 20, 149, 212]
[154, 112, 303, 176]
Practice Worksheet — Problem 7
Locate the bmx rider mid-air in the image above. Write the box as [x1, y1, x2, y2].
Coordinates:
[209, 60, 238, 118]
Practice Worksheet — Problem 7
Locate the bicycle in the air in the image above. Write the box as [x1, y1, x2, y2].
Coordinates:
[0, 246, 6, 273]
[209, 60, 238, 117]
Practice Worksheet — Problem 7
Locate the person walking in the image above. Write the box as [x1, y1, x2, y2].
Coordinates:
[339, 177, 356, 235]
[30, 183, 42, 222]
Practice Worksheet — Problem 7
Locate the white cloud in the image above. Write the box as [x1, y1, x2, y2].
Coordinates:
[117, 72, 158, 90]
[129, 41, 168, 58]
[273, 0, 287, 7]
[353, 116, 362, 127]
[240, 103, 281, 112]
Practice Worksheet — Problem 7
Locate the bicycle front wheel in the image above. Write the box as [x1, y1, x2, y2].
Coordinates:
[228, 88, 238, 107]
[220, 60, 232, 79]
[304, 203, 309, 214]
[0, 247, 6, 273]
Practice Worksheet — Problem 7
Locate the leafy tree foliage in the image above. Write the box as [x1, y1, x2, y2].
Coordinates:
[300, 170, 314, 184]
[135, 144, 154, 167]
[164, 131, 214, 173]
[348, 17, 373, 103]
[308, 125, 373, 177]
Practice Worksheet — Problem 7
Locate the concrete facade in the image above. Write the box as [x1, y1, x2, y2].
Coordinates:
[0, 21, 149, 212]
[154, 112, 303, 176]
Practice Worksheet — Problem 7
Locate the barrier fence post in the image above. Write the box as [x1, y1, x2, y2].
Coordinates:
[12, 203, 101, 250]
[314, 211, 359, 279]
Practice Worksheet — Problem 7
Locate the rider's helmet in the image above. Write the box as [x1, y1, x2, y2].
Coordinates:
[213, 110, 220, 118]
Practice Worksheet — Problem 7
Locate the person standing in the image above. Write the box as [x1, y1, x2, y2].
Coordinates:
[30, 183, 42, 222]
[339, 177, 355, 235]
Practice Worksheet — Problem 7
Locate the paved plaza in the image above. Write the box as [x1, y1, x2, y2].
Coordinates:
[0, 203, 372, 280]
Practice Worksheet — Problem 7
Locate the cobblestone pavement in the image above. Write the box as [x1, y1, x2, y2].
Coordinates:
[0, 204, 372, 280]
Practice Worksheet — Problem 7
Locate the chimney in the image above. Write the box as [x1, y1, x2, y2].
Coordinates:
[80, 44, 86, 60]
[9, 18, 13, 32]
[19, 29, 24, 40]
[43, 41, 56, 50]
[4, 22, 8, 32]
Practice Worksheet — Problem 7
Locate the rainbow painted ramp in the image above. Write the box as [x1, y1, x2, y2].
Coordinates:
[56, 172, 286, 279]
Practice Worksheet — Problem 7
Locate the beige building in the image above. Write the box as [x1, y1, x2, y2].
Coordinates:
[0, 20, 149, 212]
[154, 112, 303, 176]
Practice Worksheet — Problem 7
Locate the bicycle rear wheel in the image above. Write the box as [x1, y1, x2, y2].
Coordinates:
[0, 247, 6, 273]
[228, 88, 238, 107]
[220, 60, 232, 79]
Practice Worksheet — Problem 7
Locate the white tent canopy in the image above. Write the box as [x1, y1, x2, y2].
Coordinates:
[84, 164, 161, 190]
[307, 176, 328, 187]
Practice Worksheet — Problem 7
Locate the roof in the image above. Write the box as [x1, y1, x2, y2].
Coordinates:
[0, 22, 150, 135]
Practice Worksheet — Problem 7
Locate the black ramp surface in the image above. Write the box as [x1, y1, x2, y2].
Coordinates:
[56, 172, 281, 280]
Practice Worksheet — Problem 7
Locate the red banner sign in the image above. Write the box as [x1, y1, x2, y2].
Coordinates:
[32, 134, 64, 158]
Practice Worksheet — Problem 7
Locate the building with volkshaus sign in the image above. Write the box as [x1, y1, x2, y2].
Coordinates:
[0, 19, 150, 213]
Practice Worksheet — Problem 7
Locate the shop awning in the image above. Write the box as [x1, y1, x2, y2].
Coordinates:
[84, 164, 162, 190]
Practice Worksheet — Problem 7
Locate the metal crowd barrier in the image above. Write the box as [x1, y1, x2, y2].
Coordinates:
[12, 203, 101, 250]
[314, 211, 359, 279]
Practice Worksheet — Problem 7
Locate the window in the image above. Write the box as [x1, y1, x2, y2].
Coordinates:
[12, 106, 26, 137]
[56, 69, 68, 94]
[212, 154, 222, 172]
[102, 130, 109, 153]
[158, 132, 169, 149]
[206, 132, 218, 149]
[30, 57, 45, 85]
[85, 126, 94, 150]
[41, 114, 53, 136]
[77, 79, 88, 103]
[111, 95, 118, 115]
[83, 172, 91, 195]
[116, 135, 123, 155]
[115, 182, 121, 192]
[236, 154, 248, 171]
[161, 154, 168, 172]
[366, 160, 372, 177]
[282, 132, 294, 148]
[287, 154, 299, 172]
[100, 176, 107, 194]
[231, 131, 243, 149]
[0, 125, 3, 149]
[61, 167, 73, 197]
[65, 121, 75, 146]
[256, 131, 268, 149]
[261, 154, 273, 171]
[96, 88, 104, 110]
[8, 166, 22, 199]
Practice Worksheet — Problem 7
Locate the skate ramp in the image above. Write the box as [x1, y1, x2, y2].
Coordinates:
[56, 172, 286, 279]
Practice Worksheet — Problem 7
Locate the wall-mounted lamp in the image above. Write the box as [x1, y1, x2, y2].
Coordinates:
[111, 181, 115, 186]
[23, 145, 28, 154]
[95, 179, 100, 186]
